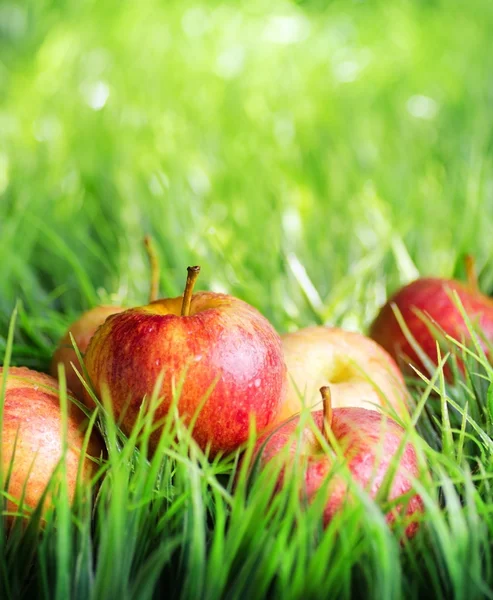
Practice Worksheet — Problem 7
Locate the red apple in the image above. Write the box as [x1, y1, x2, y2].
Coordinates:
[1, 367, 104, 522]
[278, 326, 409, 424]
[51, 305, 125, 400]
[51, 235, 160, 399]
[83, 267, 287, 456]
[369, 256, 493, 379]
[249, 387, 423, 538]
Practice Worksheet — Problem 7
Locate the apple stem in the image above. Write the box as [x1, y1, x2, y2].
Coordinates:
[465, 254, 479, 292]
[320, 386, 333, 443]
[144, 235, 160, 303]
[181, 266, 201, 316]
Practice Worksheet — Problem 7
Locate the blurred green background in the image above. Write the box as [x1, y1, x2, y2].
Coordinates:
[1, 0, 493, 360]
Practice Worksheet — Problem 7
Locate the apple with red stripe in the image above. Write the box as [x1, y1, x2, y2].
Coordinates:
[370, 256, 493, 379]
[250, 387, 423, 537]
[83, 266, 287, 456]
[51, 305, 126, 400]
[51, 235, 160, 400]
[1, 367, 103, 523]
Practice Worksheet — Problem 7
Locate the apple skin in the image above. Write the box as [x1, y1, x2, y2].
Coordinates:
[51, 305, 125, 400]
[1, 367, 104, 522]
[83, 291, 287, 456]
[251, 407, 423, 537]
[278, 327, 409, 424]
[369, 277, 493, 379]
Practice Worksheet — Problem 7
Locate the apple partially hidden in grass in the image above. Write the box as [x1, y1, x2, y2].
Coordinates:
[51, 235, 160, 399]
[277, 327, 409, 424]
[369, 256, 493, 379]
[1, 367, 104, 523]
[51, 305, 125, 400]
[250, 387, 423, 537]
[83, 266, 287, 456]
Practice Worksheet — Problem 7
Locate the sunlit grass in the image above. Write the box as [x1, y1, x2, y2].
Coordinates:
[3, 305, 493, 598]
[2, 0, 493, 597]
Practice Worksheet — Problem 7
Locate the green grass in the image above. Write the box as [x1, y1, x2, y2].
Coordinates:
[2, 0, 493, 597]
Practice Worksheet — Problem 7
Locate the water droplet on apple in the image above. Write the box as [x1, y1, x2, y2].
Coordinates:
[194, 354, 203, 362]
[254, 378, 261, 388]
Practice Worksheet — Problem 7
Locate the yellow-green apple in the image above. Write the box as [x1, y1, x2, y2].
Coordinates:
[83, 267, 287, 456]
[51, 235, 160, 399]
[250, 387, 423, 538]
[278, 326, 409, 424]
[1, 367, 104, 522]
[369, 256, 493, 380]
